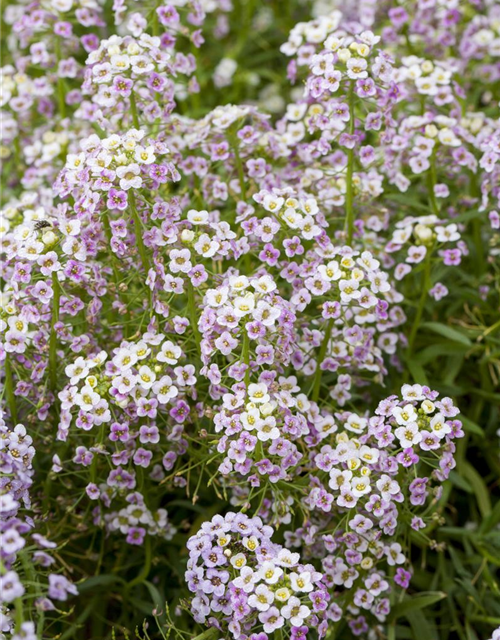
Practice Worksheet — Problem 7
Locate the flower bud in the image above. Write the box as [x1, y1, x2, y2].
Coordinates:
[42, 230, 57, 246]
[414, 223, 433, 243]
[337, 48, 351, 62]
[181, 229, 195, 243]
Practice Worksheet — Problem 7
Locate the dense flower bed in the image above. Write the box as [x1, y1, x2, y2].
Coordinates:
[1, 0, 499, 639]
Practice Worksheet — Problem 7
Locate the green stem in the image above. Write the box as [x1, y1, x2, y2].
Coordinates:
[187, 281, 201, 355]
[14, 597, 23, 632]
[4, 354, 18, 424]
[232, 139, 247, 200]
[129, 191, 150, 275]
[127, 535, 152, 589]
[49, 275, 61, 393]
[311, 318, 334, 403]
[192, 628, 219, 640]
[470, 171, 484, 275]
[54, 38, 66, 119]
[427, 150, 439, 215]
[129, 91, 140, 129]
[101, 210, 128, 310]
[242, 329, 250, 387]
[408, 253, 432, 355]
[344, 81, 356, 245]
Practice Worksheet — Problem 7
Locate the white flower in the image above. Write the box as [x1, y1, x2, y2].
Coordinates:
[421, 400, 435, 414]
[275, 548, 300, 568]
[229, 275, 250, 292]
[75, 385, 101, 412]
[345, 414, 367, 434]
[376, 475, 401, 501]
[194, 233, 219, 258]
[429, 413, 451, 439]
[282, 596, 311, 626]
[435, 223, 460, 242]
[116, 163, 142, 190]
[438, 128, 460, 147]
[318, 260, 341, 282]
[252, 275, 276, 294]
[401, 384, 425, 401]
[157, 340, 181, 364]
[153, 376, 177, 404]
[386, 542, 405, 566]
[247, 383, 270, 404]
[346, 58, 368, 79]
[248, 584, 274, 612]
[262, 194, 284, 213]
[134, 145, 156, 164]
[357, 251, 380, 271]
[339, 279, 361, 303]
[351, 476, 372, 497]
[233, 293, 255, 317]
[230, 553, 247, 569]
[65, 357, 89, 385]
[187, 209, 209, 225]
[395, 423, 422, 448]
[392, 403, 418, 425]
[286, 103, 308, 121]
[240, 407, 262, 431]
[137, 365, 156, 389]
[258, 561, 283, 585]
[415, 76, 438, 95]
[113, 348, 138, 370]
[233, 567, 258, 593]
[275, 587, 291, 602]
[206, 287, 229, 307]
[290, 571, 313, 593]
[256, 417, 280, 442]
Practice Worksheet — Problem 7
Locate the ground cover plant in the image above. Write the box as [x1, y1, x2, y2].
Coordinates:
[1, 0, 500, 639]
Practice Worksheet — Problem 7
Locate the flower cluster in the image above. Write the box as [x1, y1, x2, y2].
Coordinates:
[81, 34, 175, 127]
[185, 512, 329, 639]
[1, 0, 499, 639]
[0, 417, 77, 636]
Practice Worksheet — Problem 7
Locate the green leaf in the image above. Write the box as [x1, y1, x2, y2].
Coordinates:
[479, 499, 500, 533]
[461, 462, 492, 518]
[449, 471, 473, 493]
[460, 415, 484, 438]
[474, 532, 500, 566]
[407, 609, 439, 640]
[406, 358, 429, 385]
[414, 343, 469, 365]
[77, 574, 125, 593]
[420, 322, 472, 346]
[144, 580, 166, 625]
[386, 193, 431, 212]
[388, 592, 447, 621]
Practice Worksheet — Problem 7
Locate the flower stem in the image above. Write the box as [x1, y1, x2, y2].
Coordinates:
[4, 354, 18, 424]
[101, 210, 128, 310]
[242, 329, 250, 387]
[427, 149, 439, 215]
[311, 318, 333, 402]
[344, 81, 356, 245]
[187, 280, 201, 355]
[127, 535, 152, 589]
[54, 37, 66, 119]
[49, 275, 61, 393]
[232, 139, 247, 200]
[129, 191, 150, 275]
[192, 628, 219, 640]
[469, 170, 484, 275]
[129, 91, 140, 129]
[408, 253, 432, 355]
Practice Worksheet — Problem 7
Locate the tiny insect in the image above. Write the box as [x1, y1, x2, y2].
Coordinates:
[34, 220, 52, 231]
